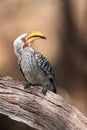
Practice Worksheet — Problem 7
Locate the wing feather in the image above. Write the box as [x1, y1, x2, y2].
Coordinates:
[35, 52, 57, 93]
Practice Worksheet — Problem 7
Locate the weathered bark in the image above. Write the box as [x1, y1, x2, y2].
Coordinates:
[0, 76, 87, 130]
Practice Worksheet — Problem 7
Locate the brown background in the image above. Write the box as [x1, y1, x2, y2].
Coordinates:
[0, 0, 87, 130]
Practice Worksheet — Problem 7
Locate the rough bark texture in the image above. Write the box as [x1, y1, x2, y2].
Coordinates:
[0, 76, 87, 130]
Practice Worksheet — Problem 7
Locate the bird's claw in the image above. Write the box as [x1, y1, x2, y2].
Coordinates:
[42, 87, 48, 95]
[24, 82, 31, 89]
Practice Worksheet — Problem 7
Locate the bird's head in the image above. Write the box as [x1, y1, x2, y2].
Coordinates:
[13, 31, 46, 58]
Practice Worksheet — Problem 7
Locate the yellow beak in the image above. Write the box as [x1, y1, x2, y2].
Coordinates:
[25, 31, 46, 44]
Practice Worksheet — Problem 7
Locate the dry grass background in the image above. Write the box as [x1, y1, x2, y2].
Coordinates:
[0, 0, 87, 129]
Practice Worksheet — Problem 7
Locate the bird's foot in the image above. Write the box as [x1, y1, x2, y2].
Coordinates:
[42, 86, 48, 95]
[31, 83, 41, 86]
[24, 81, 31, 89]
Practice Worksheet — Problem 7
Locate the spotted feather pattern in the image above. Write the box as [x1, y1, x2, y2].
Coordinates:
[35, 52, 57, 93]
[35, 52, 54, 77]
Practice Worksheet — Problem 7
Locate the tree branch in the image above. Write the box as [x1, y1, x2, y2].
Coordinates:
[0, 76, 87, 130]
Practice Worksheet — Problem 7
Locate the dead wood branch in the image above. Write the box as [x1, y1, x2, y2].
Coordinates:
[0, 76, 87, 130]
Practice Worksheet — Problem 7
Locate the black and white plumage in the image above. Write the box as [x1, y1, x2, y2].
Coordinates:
[13, 31, 57, 94]
[35, 52, 56, 93]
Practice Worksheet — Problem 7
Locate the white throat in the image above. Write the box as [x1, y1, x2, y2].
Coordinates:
[13, 33, 27, 58]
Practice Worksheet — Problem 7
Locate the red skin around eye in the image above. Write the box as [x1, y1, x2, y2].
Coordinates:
[23, 44, 28, 49]
[21, 37, 28, 49]
[21, 37, 26, 43]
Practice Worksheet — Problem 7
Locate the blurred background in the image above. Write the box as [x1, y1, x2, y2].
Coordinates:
[0, 0, 87, 129]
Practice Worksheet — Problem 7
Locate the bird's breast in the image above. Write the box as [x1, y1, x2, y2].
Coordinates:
[20, 51, 47, 84]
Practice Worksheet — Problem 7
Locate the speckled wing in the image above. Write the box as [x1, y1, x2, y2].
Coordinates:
[35, 52, 57, 93]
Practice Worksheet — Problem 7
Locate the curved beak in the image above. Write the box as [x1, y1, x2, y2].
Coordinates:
[25, 31, 46, 44]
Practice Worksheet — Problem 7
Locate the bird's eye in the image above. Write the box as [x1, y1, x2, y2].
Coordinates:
[21, 37, 26, 43]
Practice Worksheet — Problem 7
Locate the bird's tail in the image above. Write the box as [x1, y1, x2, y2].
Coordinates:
[50, 77, 57, 93]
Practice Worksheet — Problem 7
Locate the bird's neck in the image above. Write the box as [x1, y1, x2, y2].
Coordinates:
[15, 45, 35, 60]
[14, 45, 23, 59]
[24, 46, 35, 54]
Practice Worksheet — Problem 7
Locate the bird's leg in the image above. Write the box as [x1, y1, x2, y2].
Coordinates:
[24, 81, 41, 89]
[24, 81, 49, 94]
[42, 84, 49, 95]
[42, 82, 50, 95]
[24, 81, 31, 88]
[31, 83, 41, 86]
[42, 87, 48, 95]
